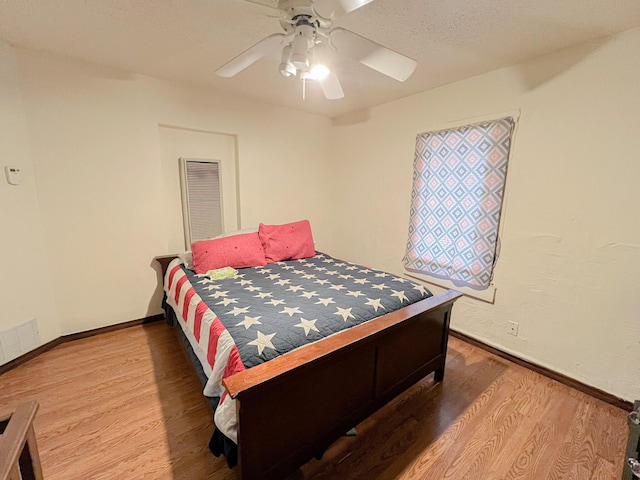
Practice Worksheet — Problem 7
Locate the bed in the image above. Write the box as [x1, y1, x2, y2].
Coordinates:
[157, 250, 461, 480]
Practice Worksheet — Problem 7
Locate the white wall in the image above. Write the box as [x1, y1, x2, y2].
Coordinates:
[0, 42, 61, 346]
[11, 48, 333, 336]
[330, 28, 640, 401]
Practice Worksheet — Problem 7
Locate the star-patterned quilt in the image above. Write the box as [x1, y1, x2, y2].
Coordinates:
[164, 252, 432, 443]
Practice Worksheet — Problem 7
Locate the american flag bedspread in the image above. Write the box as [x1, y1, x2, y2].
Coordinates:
[164, 252, 432, 443]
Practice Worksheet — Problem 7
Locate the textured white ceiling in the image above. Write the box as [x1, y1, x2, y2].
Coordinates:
[0, 0, 639, 118]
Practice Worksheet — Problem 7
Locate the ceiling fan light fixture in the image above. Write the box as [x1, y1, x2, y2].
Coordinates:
[309, 63, 330, 80]
[279, 44, 296, 77]
[309, 42, 331, 80]
[290, 42, 309, 69]
[290, 24, 314, 69]
[280, 62, 297, 77]
[291, 54, 309, 69]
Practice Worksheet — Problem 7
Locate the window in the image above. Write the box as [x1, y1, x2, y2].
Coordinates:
[403, 117, 515, 291]
[180, 158, 224, 246]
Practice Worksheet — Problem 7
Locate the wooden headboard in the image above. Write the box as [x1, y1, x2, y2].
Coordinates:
[155, 255, 179, 278]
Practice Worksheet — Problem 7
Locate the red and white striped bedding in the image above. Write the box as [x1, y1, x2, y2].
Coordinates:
[164, 258, 243, 443]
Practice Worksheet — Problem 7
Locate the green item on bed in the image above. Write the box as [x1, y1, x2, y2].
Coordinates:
[206, 266, 238, 280]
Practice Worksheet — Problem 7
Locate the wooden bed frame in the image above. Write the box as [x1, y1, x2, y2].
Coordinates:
[157, 255, 462, 480]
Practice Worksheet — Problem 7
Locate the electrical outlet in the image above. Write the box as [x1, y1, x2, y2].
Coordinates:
[508, 321, 519, 336]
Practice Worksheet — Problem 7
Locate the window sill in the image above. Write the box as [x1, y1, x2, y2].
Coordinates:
[403, 271, 496, 304]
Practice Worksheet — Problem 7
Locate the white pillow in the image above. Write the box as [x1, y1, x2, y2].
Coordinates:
[178, 250, 194, 270]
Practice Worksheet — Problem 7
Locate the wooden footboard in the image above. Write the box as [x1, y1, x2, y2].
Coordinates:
[223, 290, 461, 480]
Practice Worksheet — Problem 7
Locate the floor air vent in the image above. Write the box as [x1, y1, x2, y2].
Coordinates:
[0, 319, 40, 364]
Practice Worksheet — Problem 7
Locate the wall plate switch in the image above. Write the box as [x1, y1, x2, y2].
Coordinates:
[5, 166, 22, 185]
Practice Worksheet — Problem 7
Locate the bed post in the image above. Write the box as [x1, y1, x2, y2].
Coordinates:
[434, 308, 452, 382]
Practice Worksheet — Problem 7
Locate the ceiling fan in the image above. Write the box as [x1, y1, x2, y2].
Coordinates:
[215, 0, 418, 100]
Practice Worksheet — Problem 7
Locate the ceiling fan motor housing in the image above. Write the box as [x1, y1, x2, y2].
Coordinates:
[278, 0, 316, 18]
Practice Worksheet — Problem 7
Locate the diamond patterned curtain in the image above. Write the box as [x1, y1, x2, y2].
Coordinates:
[403, 117, 515, 290]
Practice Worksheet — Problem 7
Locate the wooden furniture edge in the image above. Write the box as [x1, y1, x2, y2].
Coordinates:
[223, 290, 463, 398]
[0, 400, 43, 480]
[450, 329, 634, 412]
[156, 254, 179, 277]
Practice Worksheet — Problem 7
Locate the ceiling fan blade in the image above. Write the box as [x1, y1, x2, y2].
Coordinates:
[319, 71, 344, 99]
[314, 0, 374, 17]
[241, 0, 284, 15]
[330, 28, 417, 82]
[337, 0, 374, 13]
[215, 33, 284, 78]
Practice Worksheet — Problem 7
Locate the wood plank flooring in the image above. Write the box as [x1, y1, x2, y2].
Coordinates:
[0, 322, 629, 479]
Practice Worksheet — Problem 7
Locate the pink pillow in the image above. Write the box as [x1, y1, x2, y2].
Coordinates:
[258, 220, 316, 263]
[191, 232, 267, 274]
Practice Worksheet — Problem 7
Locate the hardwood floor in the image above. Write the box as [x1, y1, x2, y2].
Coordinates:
[0, 322, 628, 480]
